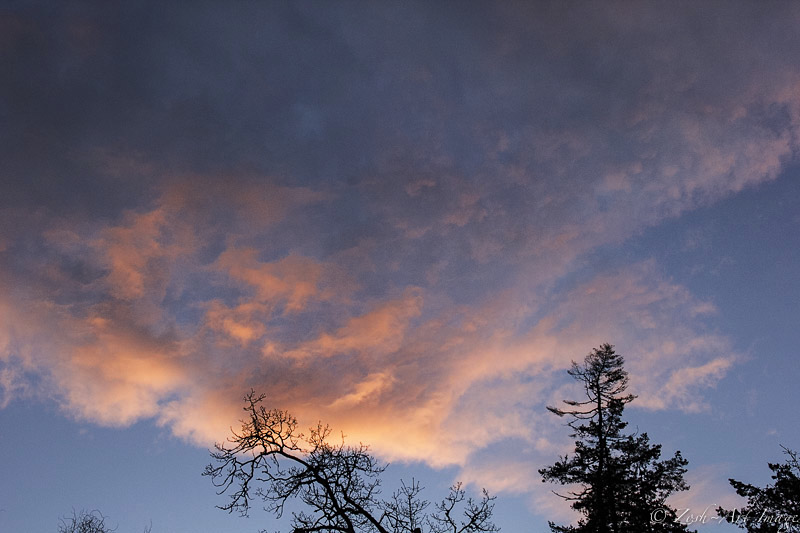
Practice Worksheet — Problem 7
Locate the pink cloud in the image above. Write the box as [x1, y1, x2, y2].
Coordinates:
[4, 13, 800, 503]
[284, 287, 423, 359]
[216, 248, 331, 313]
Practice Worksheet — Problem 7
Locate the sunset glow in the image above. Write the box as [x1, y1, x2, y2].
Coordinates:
[2, 2, 800, 532]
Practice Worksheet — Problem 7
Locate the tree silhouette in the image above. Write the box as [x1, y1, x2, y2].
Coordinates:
[57, 509, 152, 533]
[718, 446, 800, 532]
[58, 510, 115, 533]
[204, 390, 498, 533]
[539, 343, 690, 533]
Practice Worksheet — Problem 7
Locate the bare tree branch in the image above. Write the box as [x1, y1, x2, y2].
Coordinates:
[205, 390, 499, 533]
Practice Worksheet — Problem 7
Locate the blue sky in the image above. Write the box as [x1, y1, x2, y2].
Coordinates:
[1, 2, 800, 532]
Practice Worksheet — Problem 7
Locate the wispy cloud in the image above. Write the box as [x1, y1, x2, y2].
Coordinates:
[1, 1, 798, 512]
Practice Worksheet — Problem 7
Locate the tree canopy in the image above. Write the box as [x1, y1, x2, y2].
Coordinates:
[540, 343, 691, 533]
[719, 446, 800, 533]
[204, 390, 498, 533]
[57, 509, 151, 533]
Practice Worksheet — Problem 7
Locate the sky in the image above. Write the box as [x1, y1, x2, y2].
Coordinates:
[1, 1, 800, 532]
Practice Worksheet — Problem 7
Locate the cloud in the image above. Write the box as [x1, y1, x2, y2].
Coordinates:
[95, 207, 184, 301]
[203, 300, 267, 346]
[667, 464, 746, 518]
[1, 1, 799, 517]
[217, 248, 331, 313]
[284, 287, 423, 359]
[329, 372, 396, 409]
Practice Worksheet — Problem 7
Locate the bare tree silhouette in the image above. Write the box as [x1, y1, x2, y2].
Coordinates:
[57, 509, 152, 533]
[204, 390, 499, 533]
[58, 510, 115, 533]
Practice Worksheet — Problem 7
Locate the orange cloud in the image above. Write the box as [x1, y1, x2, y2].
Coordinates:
[284, 287, 423, 359]
[0, 207, 746, 526]
[7, 7, 800, 523]
[0, 119, 778, 509]
[203, 300, 268, 346]
[97, 207, 177, 300]
[216, 248, 332, 312]
[328, 372, 396, 409]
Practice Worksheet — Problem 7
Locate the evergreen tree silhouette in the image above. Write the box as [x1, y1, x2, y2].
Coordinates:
[719, 446, 800, 533]
[540, 344, 691, 533]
